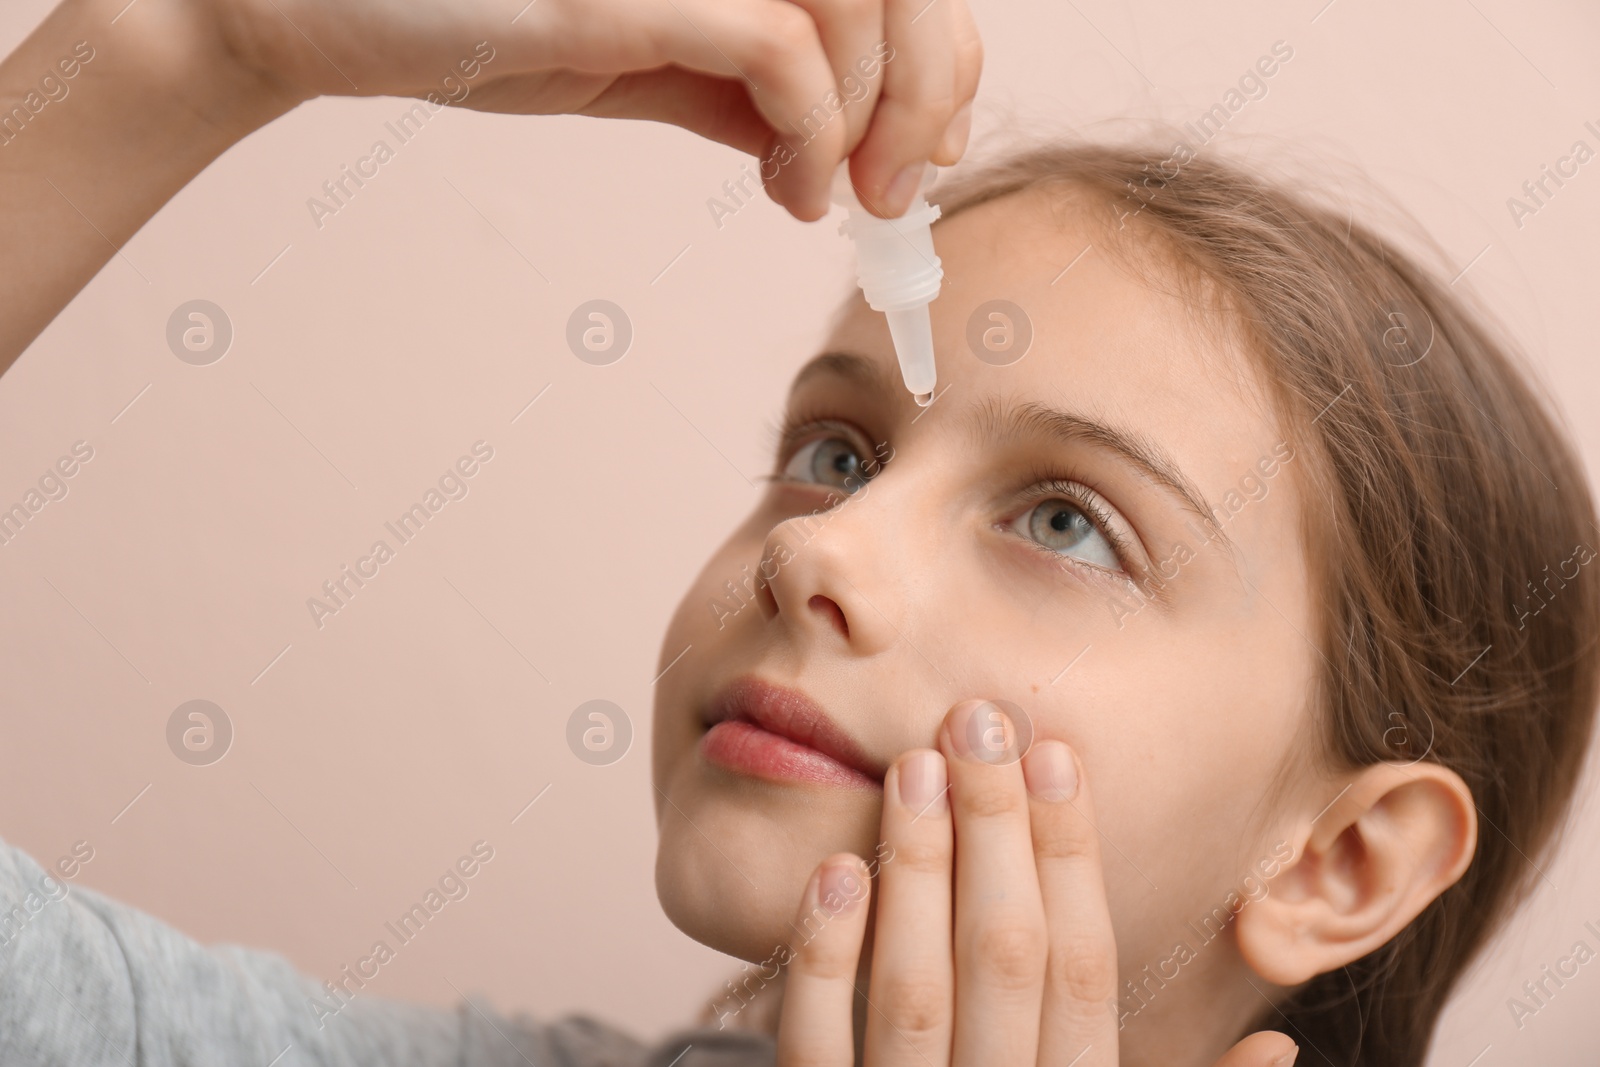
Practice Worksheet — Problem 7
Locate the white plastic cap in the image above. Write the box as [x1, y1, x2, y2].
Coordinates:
[832, 162, 943, 405]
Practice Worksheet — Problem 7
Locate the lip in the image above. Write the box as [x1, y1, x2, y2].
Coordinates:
[699, 675, 884, 789]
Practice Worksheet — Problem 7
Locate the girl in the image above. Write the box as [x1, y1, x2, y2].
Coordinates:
[650, 142, 1600, 1065]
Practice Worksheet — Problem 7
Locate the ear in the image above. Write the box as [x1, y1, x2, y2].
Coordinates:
[1234, 761, 1478, 986]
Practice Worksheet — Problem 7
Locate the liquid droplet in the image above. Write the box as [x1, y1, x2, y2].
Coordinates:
[914, 390, 935, 407]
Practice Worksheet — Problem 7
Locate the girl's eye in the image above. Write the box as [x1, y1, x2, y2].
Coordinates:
[781, 435, 873, 494]
[1015, 498, 1120, 570]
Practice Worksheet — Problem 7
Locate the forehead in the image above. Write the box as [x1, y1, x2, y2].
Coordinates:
[818, 187, 1286, 494]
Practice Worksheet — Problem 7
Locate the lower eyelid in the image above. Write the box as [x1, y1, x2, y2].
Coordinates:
[769, 476, 850, 506]
[1015, 483, 1144, 571]
[1004, 495, 1124, 561]
[998, 521, 1135, 592]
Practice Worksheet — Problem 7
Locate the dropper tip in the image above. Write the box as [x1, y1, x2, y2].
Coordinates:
[913, 391, 935, 407]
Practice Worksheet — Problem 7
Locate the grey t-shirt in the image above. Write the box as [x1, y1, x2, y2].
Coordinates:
[0, 838, 777, 1067]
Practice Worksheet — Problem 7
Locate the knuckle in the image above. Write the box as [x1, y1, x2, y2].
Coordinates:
[756, 7, 821, 67]
[1031, 824, 1097, 865]
[1047, 936, 1119, 1006]
[956, 781, 1026, 820]
[791, 938, 858, 982]
[969, 921, 1047, 990]
[883, 836, 949, 876]
[876, 973, 949, 1039]
[218, 0, 303, 81]
[822, 0, 877, 29]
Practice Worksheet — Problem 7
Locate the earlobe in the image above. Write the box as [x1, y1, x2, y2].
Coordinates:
[1235, 761, 1478, 987]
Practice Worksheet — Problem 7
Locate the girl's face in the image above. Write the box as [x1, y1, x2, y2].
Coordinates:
[651, 188, 1323, 1010]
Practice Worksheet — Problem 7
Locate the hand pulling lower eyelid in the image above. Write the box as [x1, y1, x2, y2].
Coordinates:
[831, 161, 943, 407]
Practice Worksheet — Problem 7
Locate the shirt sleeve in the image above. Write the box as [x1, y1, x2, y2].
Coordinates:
[0, 838, 776, 1067]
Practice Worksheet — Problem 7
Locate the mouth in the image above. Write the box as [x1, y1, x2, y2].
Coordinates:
[699, 674, 885, 790]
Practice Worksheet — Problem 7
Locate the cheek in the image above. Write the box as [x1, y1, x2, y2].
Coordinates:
[660, 522, 773, 650]
[652, 525, 771, 765]
[1031, 624, 1313, 967]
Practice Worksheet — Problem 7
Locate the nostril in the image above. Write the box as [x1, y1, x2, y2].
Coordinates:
[808, 594, 849, 638]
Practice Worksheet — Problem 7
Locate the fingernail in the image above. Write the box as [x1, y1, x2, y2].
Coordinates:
[818, 858, 867, 916]
[897, 749, 948, 815]
[948, 700, 1019, 764]
[804, 180, 831, 221]
[884, 162, 924, 213]
[1022, 740, 1078, 802]
[939, 102, 973, 159]
[1272, 1046, 1299, 1067]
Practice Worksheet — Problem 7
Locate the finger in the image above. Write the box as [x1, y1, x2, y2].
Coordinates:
[864, 749, 954, 1067]
[932, 100, 972, 167]
[780, 0, 887, 157]
[930, 0, 981, 164]
[1212, 1032, 1300, 1067]
[1024, 740, 1121, 1067]
[939, 700, 1047, 1067]
[620, 0, 846, 219]
[847, 0, 956, 216]
[726, 0, 854, 219]
[576, 68, 774, 155]
[776, 854, 873, 1067]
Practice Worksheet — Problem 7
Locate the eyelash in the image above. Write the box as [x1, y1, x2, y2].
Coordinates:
[1007, 462, 1135, 578]
[763, 404, 855, 470]
[764, 414, 1135, 577]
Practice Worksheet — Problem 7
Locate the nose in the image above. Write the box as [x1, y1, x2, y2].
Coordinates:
[755, 478, 909, 658]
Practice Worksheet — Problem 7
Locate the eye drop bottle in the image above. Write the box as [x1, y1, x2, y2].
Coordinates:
[831, 162, 943, 406]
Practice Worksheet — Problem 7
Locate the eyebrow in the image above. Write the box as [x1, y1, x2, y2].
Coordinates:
[788, 349, 1232, 549]
[789, 350, 891, 396]
[963, 394, 1232, 551]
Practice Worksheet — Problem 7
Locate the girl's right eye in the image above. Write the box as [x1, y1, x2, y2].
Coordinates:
[780, 435, 875, 495]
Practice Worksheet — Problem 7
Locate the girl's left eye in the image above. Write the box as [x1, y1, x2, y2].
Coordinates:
[1011, 496, 1121, 570]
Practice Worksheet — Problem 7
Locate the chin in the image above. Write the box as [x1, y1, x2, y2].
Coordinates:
[654, 819, 799, 963]
[652, 764, 885, 963]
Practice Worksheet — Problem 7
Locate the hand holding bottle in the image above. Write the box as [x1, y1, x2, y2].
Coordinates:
[209, 0, 983, 220]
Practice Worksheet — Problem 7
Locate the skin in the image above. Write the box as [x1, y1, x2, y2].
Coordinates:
[652, 187, 1479, 1066]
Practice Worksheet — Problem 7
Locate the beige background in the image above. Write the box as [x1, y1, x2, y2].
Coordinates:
[2, 0, 1598, 1062]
